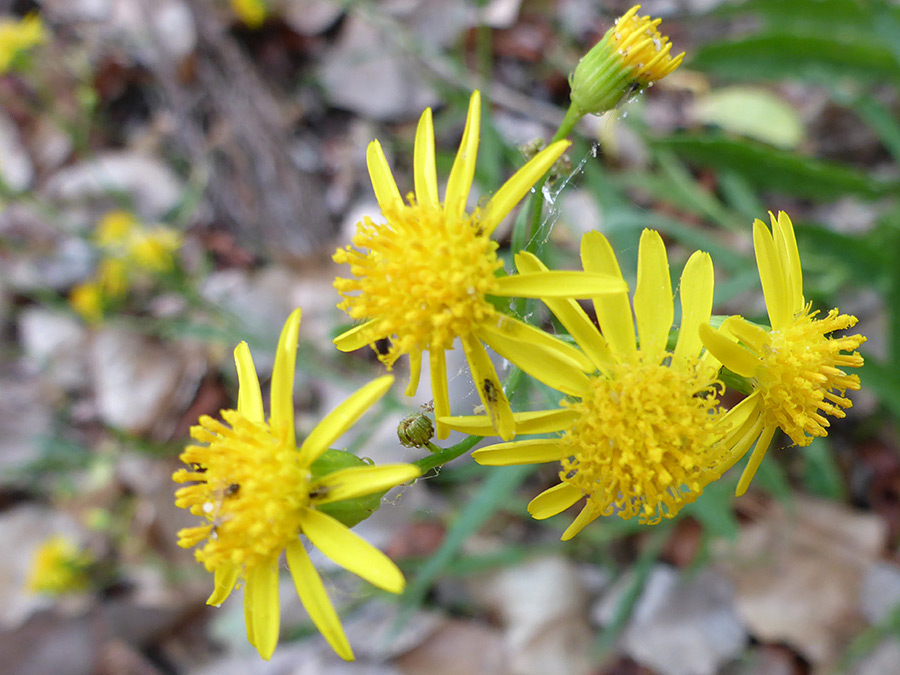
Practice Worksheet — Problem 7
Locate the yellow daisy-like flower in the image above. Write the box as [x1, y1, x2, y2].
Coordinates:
[173, 309, 420, 661]
[569, 4, 684, 116]
[0, 14, 45, 74]
[700, 212, 866, 496]
[334, 91, 626, 440]
[444, 230, 728, 534]
[26, 535, 92, 595]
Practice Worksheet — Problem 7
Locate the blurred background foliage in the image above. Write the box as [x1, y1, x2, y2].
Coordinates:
[1, 0, 899, 673]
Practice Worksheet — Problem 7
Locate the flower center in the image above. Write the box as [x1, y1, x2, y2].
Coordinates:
[174, 410, 311, 573]
[559, 360, 725, 524]
[333, 202, 502, 365]
[756, 308, 865, 446]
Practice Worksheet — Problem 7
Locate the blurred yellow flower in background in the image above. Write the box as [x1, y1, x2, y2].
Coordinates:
[26, 535, 92, 595]
[70, 210, 181, 322]
[445, 230, 728, 533]
[0, 14, 45, 74]
[231, 0, 267, 28]
[701, 211, 866, 496]
[173, 309, 420, 660]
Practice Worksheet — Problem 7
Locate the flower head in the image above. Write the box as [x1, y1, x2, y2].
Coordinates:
[173, 309, 420, 661]
[569, 5, 683, 116]
[0, 14, 45, 74]
[334, 91, 626, 440]
[700, 212, 866, 496]
[444, 230, 728, 534]
[26, 535, 92, 595]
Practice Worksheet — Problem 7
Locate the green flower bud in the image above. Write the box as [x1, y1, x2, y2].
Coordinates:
[397, 411, 435, 448]
[570, 4, 683, 117]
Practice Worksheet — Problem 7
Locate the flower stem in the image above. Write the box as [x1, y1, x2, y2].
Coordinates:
[414, 435, 482, 474]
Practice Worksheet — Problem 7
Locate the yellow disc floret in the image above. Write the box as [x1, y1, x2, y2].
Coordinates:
[756, 307, 865, 446]
[174, 410, 311, 573]
[334, 202, 502, 367]
[559, 360, 725, 524]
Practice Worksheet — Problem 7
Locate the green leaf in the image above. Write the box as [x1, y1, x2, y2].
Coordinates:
[654, 133, 897, 200]
[801, 438, 846, 501]
[694, 87, 805, 149]
[394, 464, 532, 632]
[310, 449, 383, 528]
[690, 33, 900, 85]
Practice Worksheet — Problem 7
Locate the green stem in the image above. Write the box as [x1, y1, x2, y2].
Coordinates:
[514, 102, 584, 258]
[413, 435, 482, 474]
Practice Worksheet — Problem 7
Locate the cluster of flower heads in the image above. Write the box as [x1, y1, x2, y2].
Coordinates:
[70, 210, 181, 323]
[173, 4, 865, 662]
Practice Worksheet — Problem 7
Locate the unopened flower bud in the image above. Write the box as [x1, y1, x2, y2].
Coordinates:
[397, 412, 435, 448]
[569, 4, 683, 117]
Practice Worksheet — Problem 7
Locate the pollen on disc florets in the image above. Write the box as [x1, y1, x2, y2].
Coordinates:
[559, 360, 726, 524]
[173, 410, 312, 573]
[756, 307, 865, 446]
[333, 202, 503, 366]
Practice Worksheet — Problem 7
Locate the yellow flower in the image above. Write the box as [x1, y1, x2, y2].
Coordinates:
[70, 280, 105, 323]
[97, 258, 129, 299]
[334, 91, 626, 440]
[95, 210, 138, 248]
[0, 14, 46, 74]
[569, 4, 683, 116]
[700, 212, 866, 496]
[444, 230, 728, 534]
[173, 309, 420, 661]
[231, 0, 267, 28]
[26, 535, 92, 595]
[127, 226, 181, 272]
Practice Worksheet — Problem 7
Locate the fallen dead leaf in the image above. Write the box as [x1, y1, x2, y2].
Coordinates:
[715, 495, 887, 665]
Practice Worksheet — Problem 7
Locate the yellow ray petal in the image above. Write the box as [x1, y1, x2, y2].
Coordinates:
[333, 319, 382, 352]
[461, 333, 515, 441]
[430, 349, 450, 440]
[480, 140, 570, 236]
[270, 308, 302, 442]
[736, 424, 777, 496]
[243, 563, 280, 661]
[440, 408, 578, 435]
[478, 318, 592, 397]
[528, 482, 583, 519]
[493, 271, 626, 298]
[515, 251, 612, 370]
[698, 323, 759, 378]
[444, 91, 481, 218]
[772, 211, 804, 316]
[673, 251, 714, 365]
[472, 439, 566, 465]
[725, 316, 770, 353]
[581, 231, 636, 361]
[234, 342, 264, 424]
[633, 229, 673, 361]
[285, 540, 354, 661]
[299, 375, 394, 466]
[405, 349, 423, 397]
[366, 140, 403, 214]
[300, 508, 405, 593]
[753, 218, 791, 331]
[207, 563, 240, 606]
[413, 108, 438, 207]
[561, 503, 602, 541]
[716, 394, 765, 473]
[312, 464, 420, 505]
